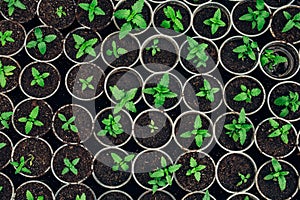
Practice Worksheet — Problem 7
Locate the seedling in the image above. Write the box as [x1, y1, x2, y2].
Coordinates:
[56, 6, 66, 18]
[26, 28, 57, 55]
[111, 153, 135, 171]
[264, 158, 289, 191]
[196, 79, 220, 103]
[79, 0, 105, 22]
[61, 158, 80, 175]
[148, 156, 181, 193]
[244, 196, 250, 200]
[148, 120, 158, 133]
[0, 142, 6, 149]
[97, 114, 124, 138]
[239, 0, 270, 31]
[0, 186, 2, 192]
[0, 30, 14, 46]
[0, 111, 13, 129]
[145, 39, 160, 56]
[143, 73, 177, 108]
[114, 0, 147, 39]
[31, 67, 50, 87]
[260, 49, 288, 71]
[233, 84, 261, 103]
[58, 113, 79, 133]
[203, 190, 210, 200]
[180, 115, 212, 148]
[186, 157, 206, 182]
[18, 106, 44, 134]
[26, 190, 44, 200]
[0, 60, 16, 88]
[110, 85, 137, 114]
[233, 36, 258, 61]
[161, 6, 184, 33]
[76, 193, 86, 200]
[282, 11, 300, 33]
[203, 8, 226, 35]
[224, 108, 252, 145]
[10, 155, 34, 174]
[106, 41, 128, 59]
[236, 173, 251, 186]
[3, 0, 26, 16]
[79, 76, 94, 91]
[274, 91, 300, 118]
[268, 118, 291, 144]
[186, 37, 209, 68]
[73, 34, 98, 59]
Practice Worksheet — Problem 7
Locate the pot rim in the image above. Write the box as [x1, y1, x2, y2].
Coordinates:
[138, 190, 176, 200]
[0, 131, 13, 170]
[98, 190, 133, 200]
[0, 171, 14, 199]
[227, 192, 260, 200]
[182, 191, 216, 200]
[14, 180, 55, 200]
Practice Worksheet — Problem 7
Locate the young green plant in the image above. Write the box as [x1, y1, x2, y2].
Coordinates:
[268, 118, 291, 144]
[236, 173, 251, 186]
[76, 193, 86, 200]
[232, 36, 258, 61]
[97, 114, 124, 138]
[260, 49, 288, 71]
[224, 108, 252, 145]
[148, 156, 181, 193]
[233, 84, 261, 103]
[239, 0, 270, 31]
[186, 157, 206, 182]
[3, 0, 26, 16]
[186, 37, 209, 68]
[26, 28, 57, 55]
[0, 30, 14, 46]
[56, 6, 66, 18]
[26, 190, 44, 200]
[202, 190, 211, 200]
[282, 11, 300, 33]
[145, 39, 160, 56]
[111, 153, 134, 171]
[114, 0, 147, 39]
[106, 41, 128, 59]
[143, 73, 177, 108]
[161, 6, 184, 33]
[148, 120, 158, 133]
[0, 142, 6, 150]
[274, 91, 300, 118]
[18, 106, 44, 134]
[61, 158, 80, 175]
[0, 111, 13, 129]
[0, 60, 16, 88]
[79, 0, 105, 22]
[79, 76, 94, 91]
[264, 158, 289, 191]
[31, 67, 50, 87]
[0, 186, 2, 192]
[58, 113, 79, 133]
[10, 155, 33, 174]
[110, 85, 137, 114]
[72, 34, 98, 59]
[203, 8, 226, 35]
[180, 115, 212, 148]
[196, 79, 220, 103]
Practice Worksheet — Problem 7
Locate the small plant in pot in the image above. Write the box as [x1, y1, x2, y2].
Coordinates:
[179, 36, 219, 75]
[0, 131, 13, 170]
[0, 94, 13, 130]
[231, 0, 271, 36]
[224, 76, 265, 114]
[139, 190, 176, 200]
[182, 190, 216, 200]
[255, 117, 297, 158]
[220, 36, 259, 75]
[14, 181, 55, 200]
[55, 183, 96, 199]
[99, 190, 133, 200]
[0, 56, 21, 93]
[174, 152, 215, 192]
[0, 172, 14, 199]
[192, 2, 231, 40]
[256, 158, 299, 199]
[93, 147, 134, 188]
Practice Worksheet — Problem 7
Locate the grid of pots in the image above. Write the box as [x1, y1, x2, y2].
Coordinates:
[0, 0, 300, 199]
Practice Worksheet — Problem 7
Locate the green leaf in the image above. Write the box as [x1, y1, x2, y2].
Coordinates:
[239, 13, 254, 21]
[114, 9, 131, 19]
[131, 0, 144, 13]
[72, 158, 80, 165]
[26, 190, 34, 200]
[110, 85, 125, 101]
[278, 175, 287, 191]
[161, 20, 171, 29]
[194, 171, 201, 182]
[238, 108, 246, 124]
[34, 28, 43, 39]
[194, 115, 202, 129]
[251, 88, 261, 96]
[132, 14, 147, 28]
[0, 142, 7, 149]
[234, 92, 248, 101]
[38, 42, 46, 55]
[272, 158, 282, 172]
[161, 157, 167, 168]
[26, 41, 37, 48]
[73, 34, 85, 45]
[168, 164, 182, 173]
[203, 190, 210, 200]
[25, 121, 33, 134]
[14, 0, 26, 10]
[94, 7, 105, 15]
[44, 34, 57, 43]
[29, 106, 39, 119]
[195, 135, 203, 148]
[61, 167, 69, 175]
[282, 20, 295, 33]
[78, 3, 89, 11]
[233, 45, 247, 53]
[159, 74, 169, 88]
[119, 22, 132, 40]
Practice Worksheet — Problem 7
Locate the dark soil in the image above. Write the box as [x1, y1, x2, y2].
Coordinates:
[232, 1, 270, 35]
[13, 138, 52, 177]
[257, 161, 298, 199]
[175, 152, 215, 191]
[102, 33, 139, 68]
[180, 37, 218, 74]
[65, 28, 101, 63]
[20, 62, 60, 98]
[26, 26, 63, 61]
[0, 0, 38, 23]
[193, 5, 230, 39]
[134, 110, 172, 148]
[76, 0, 113, 30]
[0, 94, 13, 130]
[142, 37, 178, 72]
[14, 181, 54, 200]
[53, 104, 93, 143]
[215, 113, 254, 151]
[269, 83, 300, 120]
[185, 0, 211, 5]
[0, 133, 12, 169]
[271, 7, 300, 43]
[221, 37, 259, 74]
[93, 148, 131, 187]
[66, 63, 105, 100]
[56, 184, 95, 200]
[140, 191, 174, 200]
[225, 77, 264, 113]
[144, 73, 182, 110]
[217, 153, 255, 192]
[52, 145, 93, 183]
[265, 0, 293, 7]
[38, 0, 76, 29]
[0, 56, 20, 93]
[184, 75, 222, 112]
[0, 20, 25, 55]
[94, 108, 131, 146]
[13, 99, 52, 137]
[256, 118, 296, 157]
[0, 173, 13, 200]
[100, 191, 131, 200]
[154, 2, 191, 36]
[174, 113, 213, 150]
